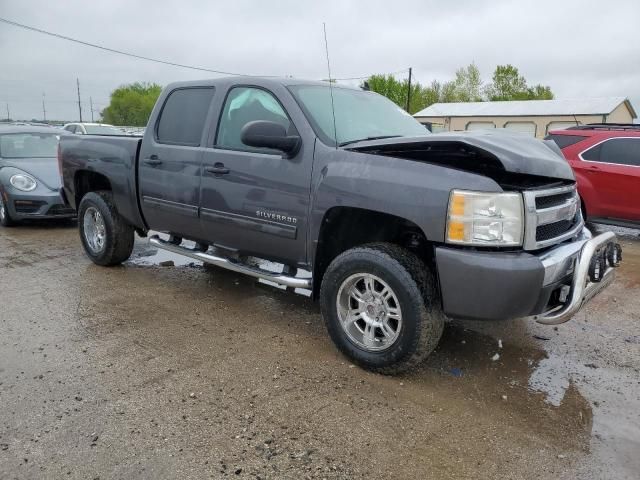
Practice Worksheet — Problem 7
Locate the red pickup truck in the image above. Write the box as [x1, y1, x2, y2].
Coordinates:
[546, 124, 640, 228]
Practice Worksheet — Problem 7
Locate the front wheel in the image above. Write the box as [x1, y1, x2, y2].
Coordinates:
[0, 195, 16, 227]
[78, 191, 134, 266]
[320, 243, 445, 374]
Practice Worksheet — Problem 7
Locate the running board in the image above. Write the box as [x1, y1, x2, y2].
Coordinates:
[148, 235, 312, 289]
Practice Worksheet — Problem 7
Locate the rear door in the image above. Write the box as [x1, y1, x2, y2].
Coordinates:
[138, 87, 215, 238]
[199, 85, 311, 266]
[580, 137, 640, 221]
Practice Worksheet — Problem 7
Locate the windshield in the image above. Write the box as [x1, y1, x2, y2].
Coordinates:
[288, 85, 428, 146]
[0, 133, 60, 159]
[84, 125, 123, 135]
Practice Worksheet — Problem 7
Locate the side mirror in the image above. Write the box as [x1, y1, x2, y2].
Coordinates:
[240, 121, 300, 157]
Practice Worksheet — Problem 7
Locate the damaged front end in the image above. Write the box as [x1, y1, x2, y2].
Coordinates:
[348, 131, 622, 324]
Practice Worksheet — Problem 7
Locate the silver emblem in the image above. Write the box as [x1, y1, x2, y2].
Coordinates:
[256, 210, 298, 224]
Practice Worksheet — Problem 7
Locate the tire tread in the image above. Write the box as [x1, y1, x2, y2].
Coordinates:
[320, 242, 445, 374]
[78, 191, 134, 266]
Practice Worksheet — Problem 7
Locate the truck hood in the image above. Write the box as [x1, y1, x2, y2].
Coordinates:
[345, 130, 575, 182]
[0, 157, 61, 190]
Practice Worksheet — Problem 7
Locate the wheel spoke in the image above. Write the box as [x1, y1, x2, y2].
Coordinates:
[363, 276, 376, 295]
[363, 323, 376, 347]
[343, 309, 361, 327]
[349, 285, 367, 304]
[380, 321, 395, 338]
[380, 287, 392, 301]
[387, 308, 401, 319]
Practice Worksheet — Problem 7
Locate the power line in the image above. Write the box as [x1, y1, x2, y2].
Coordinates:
[0, 16, 407, 82]
[0, 16, 275, 77]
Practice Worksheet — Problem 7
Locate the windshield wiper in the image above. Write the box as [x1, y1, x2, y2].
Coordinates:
[338, 135, 402, 147]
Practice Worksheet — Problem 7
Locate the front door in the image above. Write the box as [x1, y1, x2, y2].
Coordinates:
[199, 86, 310, 266]
[139, 87, 215, 239]
[580, 137, 640, 221]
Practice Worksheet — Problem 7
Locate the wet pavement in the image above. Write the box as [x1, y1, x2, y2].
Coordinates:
[0, 222, 638, 479]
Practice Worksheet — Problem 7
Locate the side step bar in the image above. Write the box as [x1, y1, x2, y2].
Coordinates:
[149, 235, 312, 289]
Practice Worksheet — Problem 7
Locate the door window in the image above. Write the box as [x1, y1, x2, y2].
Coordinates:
[156, 87, 215, 146]
[216, 87, 291, 154]
[582, 138, 640, 166]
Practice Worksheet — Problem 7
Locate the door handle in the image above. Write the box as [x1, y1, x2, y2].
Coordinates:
[143, 155, 162, 166]
[205, 163, 230, 175]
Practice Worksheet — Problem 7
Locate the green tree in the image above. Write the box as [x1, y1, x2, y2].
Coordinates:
[365, 64, 554, 114]
[101, 82, 162, 126]
[527, 84, 554, 100]
[485, 65, 554, 101]
[365, 74, 409, 108]
[452, 63, 483, 102]
[364, 75, 444, 114]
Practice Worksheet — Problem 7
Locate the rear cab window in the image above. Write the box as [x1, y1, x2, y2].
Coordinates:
[156, 87, 215, 146]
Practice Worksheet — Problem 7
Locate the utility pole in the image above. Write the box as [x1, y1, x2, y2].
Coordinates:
[42, 93, 47, 122]
[5, 102, 10, 122]
[90, 96, 94, 122]
[76, 78, 83, 122]
[405, 67, 412, 113]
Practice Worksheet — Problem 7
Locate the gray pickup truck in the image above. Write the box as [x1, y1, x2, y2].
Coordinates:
[59, 77, 622, 373]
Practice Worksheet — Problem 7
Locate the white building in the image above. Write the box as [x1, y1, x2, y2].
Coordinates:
[413, 97, 637, 138]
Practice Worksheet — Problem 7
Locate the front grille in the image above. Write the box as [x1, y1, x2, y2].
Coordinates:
[535, 191, 574, 209]
[14, 200, 45, 214]
[523, 184, 583, 250]
[47, 204, 75, 216]
[536, 216, 579, 241]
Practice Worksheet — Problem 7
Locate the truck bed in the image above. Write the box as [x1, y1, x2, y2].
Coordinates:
[60, 134, 145, 229]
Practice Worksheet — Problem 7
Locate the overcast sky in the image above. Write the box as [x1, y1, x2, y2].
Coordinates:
[1, 0, 639, 121]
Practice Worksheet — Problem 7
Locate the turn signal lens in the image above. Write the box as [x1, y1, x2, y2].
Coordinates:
[447, 221, 465, 241]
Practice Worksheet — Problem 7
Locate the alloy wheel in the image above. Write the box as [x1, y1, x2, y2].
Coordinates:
[336, 273, 403, 352]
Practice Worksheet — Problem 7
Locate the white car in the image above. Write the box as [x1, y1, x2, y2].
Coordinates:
[62, 122, 124, 136]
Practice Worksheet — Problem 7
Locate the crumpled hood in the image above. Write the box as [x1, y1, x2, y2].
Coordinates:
[0, 157, 61, 190]
[346, 130, 575, 181]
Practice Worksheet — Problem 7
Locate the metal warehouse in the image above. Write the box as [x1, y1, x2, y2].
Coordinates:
[413, 97, 637, 138]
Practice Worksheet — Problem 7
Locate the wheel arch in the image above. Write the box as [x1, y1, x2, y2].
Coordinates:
[74, 170, 112, 207]
[311, 206, 432, 299]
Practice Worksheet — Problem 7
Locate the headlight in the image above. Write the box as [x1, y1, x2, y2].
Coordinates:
[10, 174, 37, 192]
[446, 190, 524, 246]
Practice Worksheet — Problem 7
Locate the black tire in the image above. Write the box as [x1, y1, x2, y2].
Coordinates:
[78, 191, 134, 266]
[0, 195, 17, 227]
[320, 243, 445, 374]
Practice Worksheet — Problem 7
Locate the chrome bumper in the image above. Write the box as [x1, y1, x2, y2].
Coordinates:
[528, 230, 619, 325]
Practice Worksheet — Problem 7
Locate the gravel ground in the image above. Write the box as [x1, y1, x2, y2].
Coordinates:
[0, 222, 638, 479]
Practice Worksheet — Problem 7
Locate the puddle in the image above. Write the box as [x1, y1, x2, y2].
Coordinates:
[528, 354, 570, 406]
[128, 236, 202, 267]
[527, 339, 640, 478]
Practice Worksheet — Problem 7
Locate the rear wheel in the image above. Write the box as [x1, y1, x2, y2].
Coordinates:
[78, 191, 134, 266]
[320, 243, 445, 374]
[0, 196, 16, 227]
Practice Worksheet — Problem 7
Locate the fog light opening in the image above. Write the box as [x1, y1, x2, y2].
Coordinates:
[607, 243, 622, 268]
[589, 251, 604, 283]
